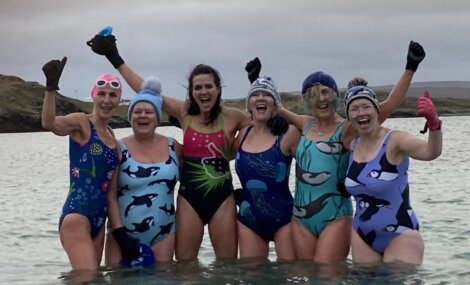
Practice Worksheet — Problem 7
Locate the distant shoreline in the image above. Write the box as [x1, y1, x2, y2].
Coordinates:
[1, 74, 470, 133]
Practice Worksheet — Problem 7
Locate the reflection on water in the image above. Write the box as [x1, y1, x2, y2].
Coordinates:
[57, 259, 427, 285]
[0, 117, 469, 284]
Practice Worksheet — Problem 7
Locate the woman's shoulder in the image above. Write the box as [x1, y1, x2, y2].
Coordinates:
[69, 112, 90, 128]
[222, 106, 250, 132]
[160, 134, 178, 144]
[72, 112, 89, 119]
[67, 113, 91, 141]
[121, 134, 141, 145]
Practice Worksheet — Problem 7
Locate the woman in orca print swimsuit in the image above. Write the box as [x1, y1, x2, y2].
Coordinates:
[105, 78, 182, 264]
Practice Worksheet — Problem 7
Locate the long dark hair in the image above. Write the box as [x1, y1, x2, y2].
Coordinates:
[187, 64, 222, 125]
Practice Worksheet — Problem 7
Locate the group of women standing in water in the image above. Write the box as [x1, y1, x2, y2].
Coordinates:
[41, 29, 442, 271]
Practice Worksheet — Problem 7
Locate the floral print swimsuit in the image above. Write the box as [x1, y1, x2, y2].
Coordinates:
[59, 120, 118, 237]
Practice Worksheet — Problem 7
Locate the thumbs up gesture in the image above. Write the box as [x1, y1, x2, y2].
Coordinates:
[417, 91, 441, 132]
[42, 57, 67, 91]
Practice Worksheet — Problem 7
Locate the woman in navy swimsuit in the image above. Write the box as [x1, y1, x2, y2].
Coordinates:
[42, 57, 121, 270]
[234, 77, 300, 260]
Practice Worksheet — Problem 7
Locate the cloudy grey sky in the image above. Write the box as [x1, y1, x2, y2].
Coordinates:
[1, 0, 469, 101]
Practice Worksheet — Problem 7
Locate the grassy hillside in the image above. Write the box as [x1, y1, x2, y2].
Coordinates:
[1, 74, 470, 133]
[0, 75, 130, 132]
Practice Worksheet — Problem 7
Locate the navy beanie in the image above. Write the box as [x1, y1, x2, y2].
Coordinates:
[301, 71, 339, 95]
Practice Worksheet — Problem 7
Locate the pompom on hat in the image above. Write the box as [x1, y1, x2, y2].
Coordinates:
[128, 77, 163, 123]
[91, 74, 122, 98]
[246, 76, 281, 109]
[301, 71, 338, 95]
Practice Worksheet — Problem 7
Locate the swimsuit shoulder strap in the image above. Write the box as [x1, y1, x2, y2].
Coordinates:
[350, 137, 360, 152]
[302, 119, 316, 135]
[87, 119, 96, 134]
[382, 129, 394, 146]
[117, 139, 127, 151]
[333, 120, 345, 135]
[239, 126, 253, 148]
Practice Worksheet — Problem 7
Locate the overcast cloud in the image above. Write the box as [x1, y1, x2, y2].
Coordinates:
[1, 0, 469, 101]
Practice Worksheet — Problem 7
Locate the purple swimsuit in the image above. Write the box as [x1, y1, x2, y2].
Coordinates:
[345, 130, 419, 254]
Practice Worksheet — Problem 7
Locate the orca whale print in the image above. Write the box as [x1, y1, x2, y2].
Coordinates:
[293, 193, 341, 219]
[151, 222, 174, 244]
[122, 165, 160, 178]
[147, 175, 177, 190]
[128, 216, 154, 233]
[124, 193, 159, 217]
[159, 203, 175, 216]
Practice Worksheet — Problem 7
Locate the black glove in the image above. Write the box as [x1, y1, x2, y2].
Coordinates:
[245, 57, 262, 83]
[112, 227, 140, 260]
[405, 41, 425, 72]
[233, 188, 242, 206]
[268, 114, 289, 136]
[86, 34, 125, 69]
[42, 57, 67, 91]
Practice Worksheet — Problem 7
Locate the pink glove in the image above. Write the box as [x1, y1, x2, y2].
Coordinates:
[417, 91, 441, 133]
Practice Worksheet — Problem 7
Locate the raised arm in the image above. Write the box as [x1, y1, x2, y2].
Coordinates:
[232, 107, 251, 131]
[87, 31, 143, 92]
[244, 57, 309, 131]
[279, 106, 310, 131]
[378, 41, 426, 123]
[87, 31, 187, 123]
[394, 91, 442, 161]
[41, 57, 86, 136]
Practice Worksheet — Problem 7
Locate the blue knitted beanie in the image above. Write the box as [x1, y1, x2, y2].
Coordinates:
[128, 77, 163, 123]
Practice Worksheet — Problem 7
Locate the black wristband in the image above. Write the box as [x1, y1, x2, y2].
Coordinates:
[45, 80, 59, 91]
[107, 54, 125, 69]
[406, 61, 419, 72]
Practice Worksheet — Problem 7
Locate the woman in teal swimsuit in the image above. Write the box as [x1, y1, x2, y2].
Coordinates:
[42, 57, 121, 270]
[246, 41, 426, 263]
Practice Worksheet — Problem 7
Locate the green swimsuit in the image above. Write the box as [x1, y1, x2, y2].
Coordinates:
[293, 119, 353, 236]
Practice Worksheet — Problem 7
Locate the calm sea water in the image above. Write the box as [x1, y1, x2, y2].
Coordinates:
[0, 117, 469, 284]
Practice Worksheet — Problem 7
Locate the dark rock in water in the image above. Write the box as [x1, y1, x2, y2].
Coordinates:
[109, 116, 131, 129]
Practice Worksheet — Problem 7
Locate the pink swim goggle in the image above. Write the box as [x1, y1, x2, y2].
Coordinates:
[91, 74, 122, 98]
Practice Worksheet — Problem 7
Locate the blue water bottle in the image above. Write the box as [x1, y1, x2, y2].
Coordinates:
[98, 26, 113, 36]
[120, 243, 156, 267]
